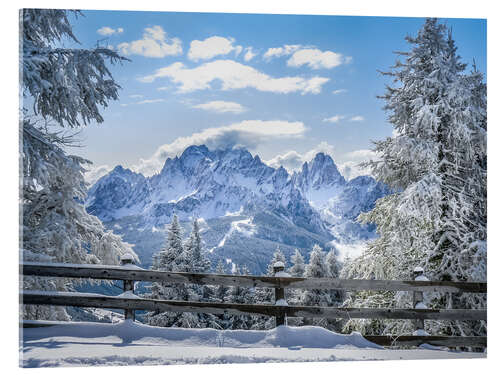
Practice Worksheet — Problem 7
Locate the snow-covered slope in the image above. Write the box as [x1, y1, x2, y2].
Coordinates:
[86, 146, 389, 272]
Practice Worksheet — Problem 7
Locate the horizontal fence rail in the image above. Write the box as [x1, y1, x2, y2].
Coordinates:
[21, 291, 487, 321]
[363, 335, 487, 348]
[21, 262, 487, 293]
[20, 261, 487, 348]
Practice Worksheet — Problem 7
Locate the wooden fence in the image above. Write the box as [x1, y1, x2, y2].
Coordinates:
[20, 259, 487, 348]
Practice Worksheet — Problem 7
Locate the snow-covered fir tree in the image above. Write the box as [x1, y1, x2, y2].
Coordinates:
[303, 245, 329, 280]
[183, 219, 211, 273]
[325, 249, 344, 301]
[227, 265, 255, 330]
[287, 248, 305, 316]
[212, 260, 232, 329]
[341, 194, 430, 335]
[183, 219, 216, 328]
[325, 249, 341, 278]
[342, 18, 486, 337]
[147, 215, 189, 327]
[324, 248, 344, 331]
[20, 9, 134, 321]
[285, 249, 305, 326]
[146, 216, 217, 328]
[150, 215, 184, 273]
[301, 244, 331, 327]
[289, 249, 306, 278]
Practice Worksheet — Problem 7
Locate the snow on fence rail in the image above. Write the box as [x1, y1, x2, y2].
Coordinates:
[20, 262, 487, 293]
[20, 290, 486, 321]
[20, 260, 487, 348]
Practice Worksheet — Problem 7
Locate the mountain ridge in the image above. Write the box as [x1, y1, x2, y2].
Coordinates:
[86, 145, 390, 273]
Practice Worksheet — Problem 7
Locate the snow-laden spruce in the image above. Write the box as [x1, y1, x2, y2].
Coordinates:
[302, 245, 332, 327]
[20, 9, 135, 320]
[146, 217, 217, 328]
[342, 18, 486, 337]
[289, 249, 305, 278]
[227, 264, 255, 330]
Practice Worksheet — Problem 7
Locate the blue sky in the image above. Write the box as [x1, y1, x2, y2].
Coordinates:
[66, 11, 487, 183]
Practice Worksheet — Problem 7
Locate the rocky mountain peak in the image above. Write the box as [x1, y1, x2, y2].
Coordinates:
[294, 153, 345, 195]
[179, 144, 211, 160]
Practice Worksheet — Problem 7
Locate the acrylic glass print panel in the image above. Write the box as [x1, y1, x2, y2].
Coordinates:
[19, 8, 487, 368]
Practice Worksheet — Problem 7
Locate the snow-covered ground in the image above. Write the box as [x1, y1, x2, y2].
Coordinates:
[20, 320, 485, 367]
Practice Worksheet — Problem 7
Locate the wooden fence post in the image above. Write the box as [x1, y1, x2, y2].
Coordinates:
[273, 261, 287, 327]
[120, 254, 136, 321]
[413, 266, 429, 334]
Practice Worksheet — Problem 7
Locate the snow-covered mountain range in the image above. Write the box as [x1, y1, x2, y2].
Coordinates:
[86, 145, 390, 273]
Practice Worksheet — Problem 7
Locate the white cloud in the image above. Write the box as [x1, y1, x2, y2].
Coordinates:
[243, 47, 257, 61]
[263, 45, 351, 70]
[84, 165, 112, 185]
[140, 59, 329, 95]
[131, 120, 307, 176]
[188, 36, 238, 61]
[193, 101, 247, 114]
[265, 150, 305, 171]
[129, 94, 144, 98]
[332, 89, 347, 95]
[136, 99, 165, 105]
[121, 98, 165, 107]
[322, 115, 364, 123]
[117, 26, 182, 58]
[323, 115, 345, 124]
[338, 162, 371, 180]
[266, 141, 336, 171]
[263, 45, 302, 60]
[338, 149, 378, 180]
[97, 26, 124, 36]
[287, 48, 349, 69]
[342, 149, 377, 160]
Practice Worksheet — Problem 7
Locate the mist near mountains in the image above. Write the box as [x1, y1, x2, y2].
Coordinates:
[86, 145, 390, 274]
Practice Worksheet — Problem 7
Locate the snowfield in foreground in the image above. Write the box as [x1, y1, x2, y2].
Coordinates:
[20, 320, 485, 367]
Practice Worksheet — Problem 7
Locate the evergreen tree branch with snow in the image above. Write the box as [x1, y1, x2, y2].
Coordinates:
[20, 9, 135, 321]
[21, 10, 129, 127]
[342, 18, 486, 338]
